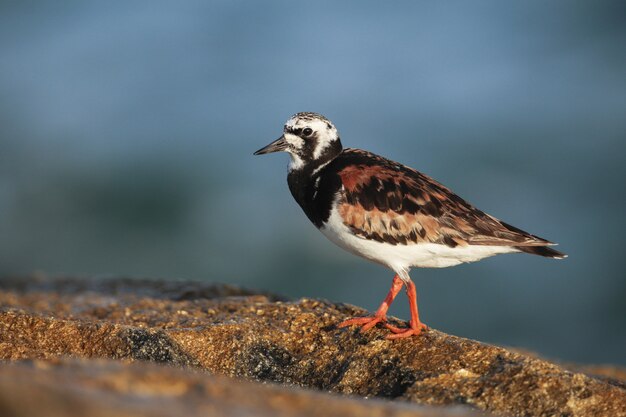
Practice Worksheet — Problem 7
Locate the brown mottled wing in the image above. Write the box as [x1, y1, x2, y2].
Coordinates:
[334, 149, 553, 247]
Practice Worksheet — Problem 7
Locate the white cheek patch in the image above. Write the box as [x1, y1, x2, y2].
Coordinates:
[284, 133, 304, 149]
[284, 133, 305, 171]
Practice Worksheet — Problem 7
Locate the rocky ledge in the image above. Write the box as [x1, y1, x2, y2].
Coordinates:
[0, 276, 624, 417]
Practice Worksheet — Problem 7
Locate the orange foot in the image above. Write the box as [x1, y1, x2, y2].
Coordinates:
[338, 314, 387, 333]
[384, 321, 429, 340]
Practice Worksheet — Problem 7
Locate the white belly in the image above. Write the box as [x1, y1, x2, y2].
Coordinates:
[320, 207, 518, 280]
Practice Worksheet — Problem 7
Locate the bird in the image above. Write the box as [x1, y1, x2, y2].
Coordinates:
[254, 112, 566, 339]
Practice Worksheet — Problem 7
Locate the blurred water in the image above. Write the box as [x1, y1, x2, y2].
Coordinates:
[0, 1, 625, 365]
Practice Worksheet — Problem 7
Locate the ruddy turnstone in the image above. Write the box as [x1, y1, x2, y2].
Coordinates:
[254, 112, 566, 339]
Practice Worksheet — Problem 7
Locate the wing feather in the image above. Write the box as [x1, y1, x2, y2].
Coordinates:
[334, 149, 554, 248]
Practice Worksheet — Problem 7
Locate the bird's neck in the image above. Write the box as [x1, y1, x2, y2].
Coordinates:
[287, 140, 342, 211]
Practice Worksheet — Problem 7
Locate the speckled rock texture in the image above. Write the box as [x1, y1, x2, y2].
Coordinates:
[0, 276, 624, 417]
[0, 359, 477, 417]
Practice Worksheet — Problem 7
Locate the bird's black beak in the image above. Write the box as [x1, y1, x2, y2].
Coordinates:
[254, 135, 287, 155]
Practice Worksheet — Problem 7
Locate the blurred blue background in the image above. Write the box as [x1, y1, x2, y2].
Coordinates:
[1, 1, 624, 365]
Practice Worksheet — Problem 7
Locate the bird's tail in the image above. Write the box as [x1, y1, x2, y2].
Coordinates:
[515, 245, 567, 259]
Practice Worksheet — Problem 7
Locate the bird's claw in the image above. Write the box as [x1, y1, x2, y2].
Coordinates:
[384, 321, 428, 339]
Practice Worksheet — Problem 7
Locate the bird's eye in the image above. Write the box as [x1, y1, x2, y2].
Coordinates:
[302, 127, 313, 137]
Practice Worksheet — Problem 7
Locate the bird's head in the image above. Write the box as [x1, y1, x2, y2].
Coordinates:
[254, 112, 342, 171]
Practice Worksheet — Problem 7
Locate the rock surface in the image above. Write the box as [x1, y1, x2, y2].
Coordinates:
[0, 276, 624, 417]
[0, 358, 475, 417]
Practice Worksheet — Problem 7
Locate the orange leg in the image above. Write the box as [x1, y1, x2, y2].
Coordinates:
[338, 274, 404, 332]
[384, 279, 428, 339]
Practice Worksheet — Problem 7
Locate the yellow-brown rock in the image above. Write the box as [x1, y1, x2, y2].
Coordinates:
[0, 276, 624, 417]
